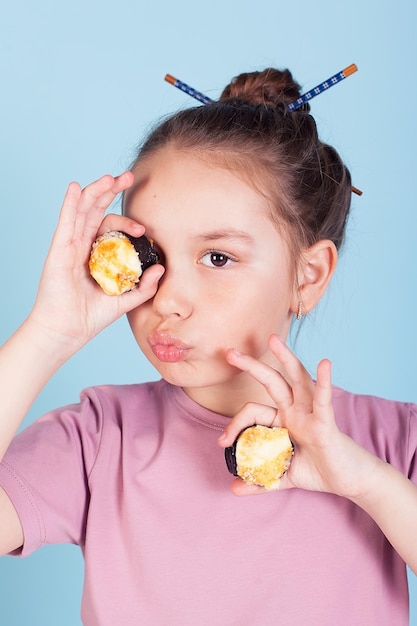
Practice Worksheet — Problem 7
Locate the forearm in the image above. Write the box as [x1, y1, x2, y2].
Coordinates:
[351, 456, 417, 574]
[0, 317, 77, 461]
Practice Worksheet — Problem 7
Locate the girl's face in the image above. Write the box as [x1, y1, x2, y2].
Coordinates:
[125, 146, 296, 412]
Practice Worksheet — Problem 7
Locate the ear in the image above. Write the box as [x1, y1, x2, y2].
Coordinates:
[292, 239, 338, 316]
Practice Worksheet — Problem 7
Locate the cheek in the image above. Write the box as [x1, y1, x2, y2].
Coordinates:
[126, 305, 152, 345]
[230, 276, 289, 318]
[221, 282, 291, 350]
[205, 310, 258, 353]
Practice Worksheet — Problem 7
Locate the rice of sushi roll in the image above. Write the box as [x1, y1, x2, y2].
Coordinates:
[225, 425, 294, 490]
[89, 230, 159, 296]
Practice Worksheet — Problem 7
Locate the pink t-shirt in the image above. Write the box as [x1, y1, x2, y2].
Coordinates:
[1, 380, 416, 625]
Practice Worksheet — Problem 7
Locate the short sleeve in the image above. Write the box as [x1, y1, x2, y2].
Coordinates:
[406, 403, 417, 484]
[0, 388, 104, 556]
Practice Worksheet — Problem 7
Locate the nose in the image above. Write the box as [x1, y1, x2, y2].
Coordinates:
[151, 265, 193, 320]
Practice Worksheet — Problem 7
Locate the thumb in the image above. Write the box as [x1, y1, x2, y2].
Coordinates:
[117, 264, 165, 313]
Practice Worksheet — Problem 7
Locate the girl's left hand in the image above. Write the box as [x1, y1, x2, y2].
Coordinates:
[218, 334, 379, 498]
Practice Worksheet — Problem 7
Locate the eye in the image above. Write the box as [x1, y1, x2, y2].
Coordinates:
[199, 250, 235, 268]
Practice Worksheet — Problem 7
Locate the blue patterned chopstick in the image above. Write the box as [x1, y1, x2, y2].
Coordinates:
[164, 66, 361, 195]
[165, 74, 213, 104]
[287, 64, 358, 111]
[165, 64, 357, 110]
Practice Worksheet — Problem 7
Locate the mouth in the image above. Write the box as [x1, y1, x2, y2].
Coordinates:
[147, 331, 192, 363]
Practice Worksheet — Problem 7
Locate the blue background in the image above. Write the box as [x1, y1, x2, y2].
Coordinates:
[0, 0, 416, 623]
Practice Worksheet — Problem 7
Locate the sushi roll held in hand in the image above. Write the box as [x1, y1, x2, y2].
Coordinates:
[225, 425, 294, 490]
[89, 231, 159, 296]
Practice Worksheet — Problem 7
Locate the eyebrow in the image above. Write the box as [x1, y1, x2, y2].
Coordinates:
[193, 229, 255, 244]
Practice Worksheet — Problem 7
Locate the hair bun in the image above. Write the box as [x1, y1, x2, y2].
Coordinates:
[219, 68, 305, 110]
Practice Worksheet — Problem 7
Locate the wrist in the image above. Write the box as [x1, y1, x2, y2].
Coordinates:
[21, 313, 83, 365]
[0, 316, 82, 459]
[347, 454, 400, 511]
[321, 433, 384, 503]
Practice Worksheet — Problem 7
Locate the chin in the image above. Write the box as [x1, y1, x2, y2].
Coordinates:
[158, 362, 237, 390]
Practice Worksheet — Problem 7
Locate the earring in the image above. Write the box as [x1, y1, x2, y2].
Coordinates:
[296, 301, 303, 321]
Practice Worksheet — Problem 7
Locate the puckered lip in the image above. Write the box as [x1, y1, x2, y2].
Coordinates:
[147, 331, 191, 350]
[147, 331, 192, 363]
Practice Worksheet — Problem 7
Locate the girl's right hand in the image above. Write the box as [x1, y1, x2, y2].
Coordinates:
[28, 173, 165, 355]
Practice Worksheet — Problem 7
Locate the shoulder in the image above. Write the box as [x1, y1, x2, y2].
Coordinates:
[332, 385, 417, 474]
[18, 379, 176, 453]
[82, 379, 167, 410]
[78, 378, 176, 426]
[2, 380, 178, 484]
[332, 385, 415, 418]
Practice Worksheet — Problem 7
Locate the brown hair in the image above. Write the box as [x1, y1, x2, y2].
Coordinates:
[130, 67, 352, 267]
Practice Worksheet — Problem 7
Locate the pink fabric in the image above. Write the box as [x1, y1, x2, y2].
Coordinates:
[1, 379, 416, 625]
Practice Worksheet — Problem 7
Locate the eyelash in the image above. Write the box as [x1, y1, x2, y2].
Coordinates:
[199, 250, 236, 268]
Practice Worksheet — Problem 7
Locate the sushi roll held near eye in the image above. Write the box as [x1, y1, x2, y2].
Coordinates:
[225, 425, 294, 490]
[89, 231, 159, 296]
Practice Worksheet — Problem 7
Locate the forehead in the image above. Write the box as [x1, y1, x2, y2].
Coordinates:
[124, 147, 294, 277]
[124, 146, 274, 229]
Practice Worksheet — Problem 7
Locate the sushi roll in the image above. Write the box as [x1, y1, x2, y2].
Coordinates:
[225, 425, 294, 490]
[89, 230, 159, 296]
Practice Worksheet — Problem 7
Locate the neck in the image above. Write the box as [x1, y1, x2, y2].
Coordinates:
[183, 366, 280, 418]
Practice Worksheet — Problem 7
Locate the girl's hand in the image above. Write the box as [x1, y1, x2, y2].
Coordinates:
[28, 173, 164, 354]
[218, 334, 379, 498]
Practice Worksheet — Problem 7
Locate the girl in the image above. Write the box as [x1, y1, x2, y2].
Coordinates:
[1, 67, 416, 625]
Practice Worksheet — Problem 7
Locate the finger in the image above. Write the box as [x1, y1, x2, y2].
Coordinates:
[109, 263, 165, 313]
[268, 334, 315, 411]
[76, 172, 134, 240]
[53, 175, 120, 249]
[230, 478, 268, 497]
[313, 359, 333, 421]
[80, 172, 133, 215]
[217, 402, 279, 448]
[97, 214, 146, 238]
[231, 473, 294, 495]
[109, 171, 135, 195]
[50, 182, 83, 249]
[132, 263, 165, 295]
[226, 348, 294, 411]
